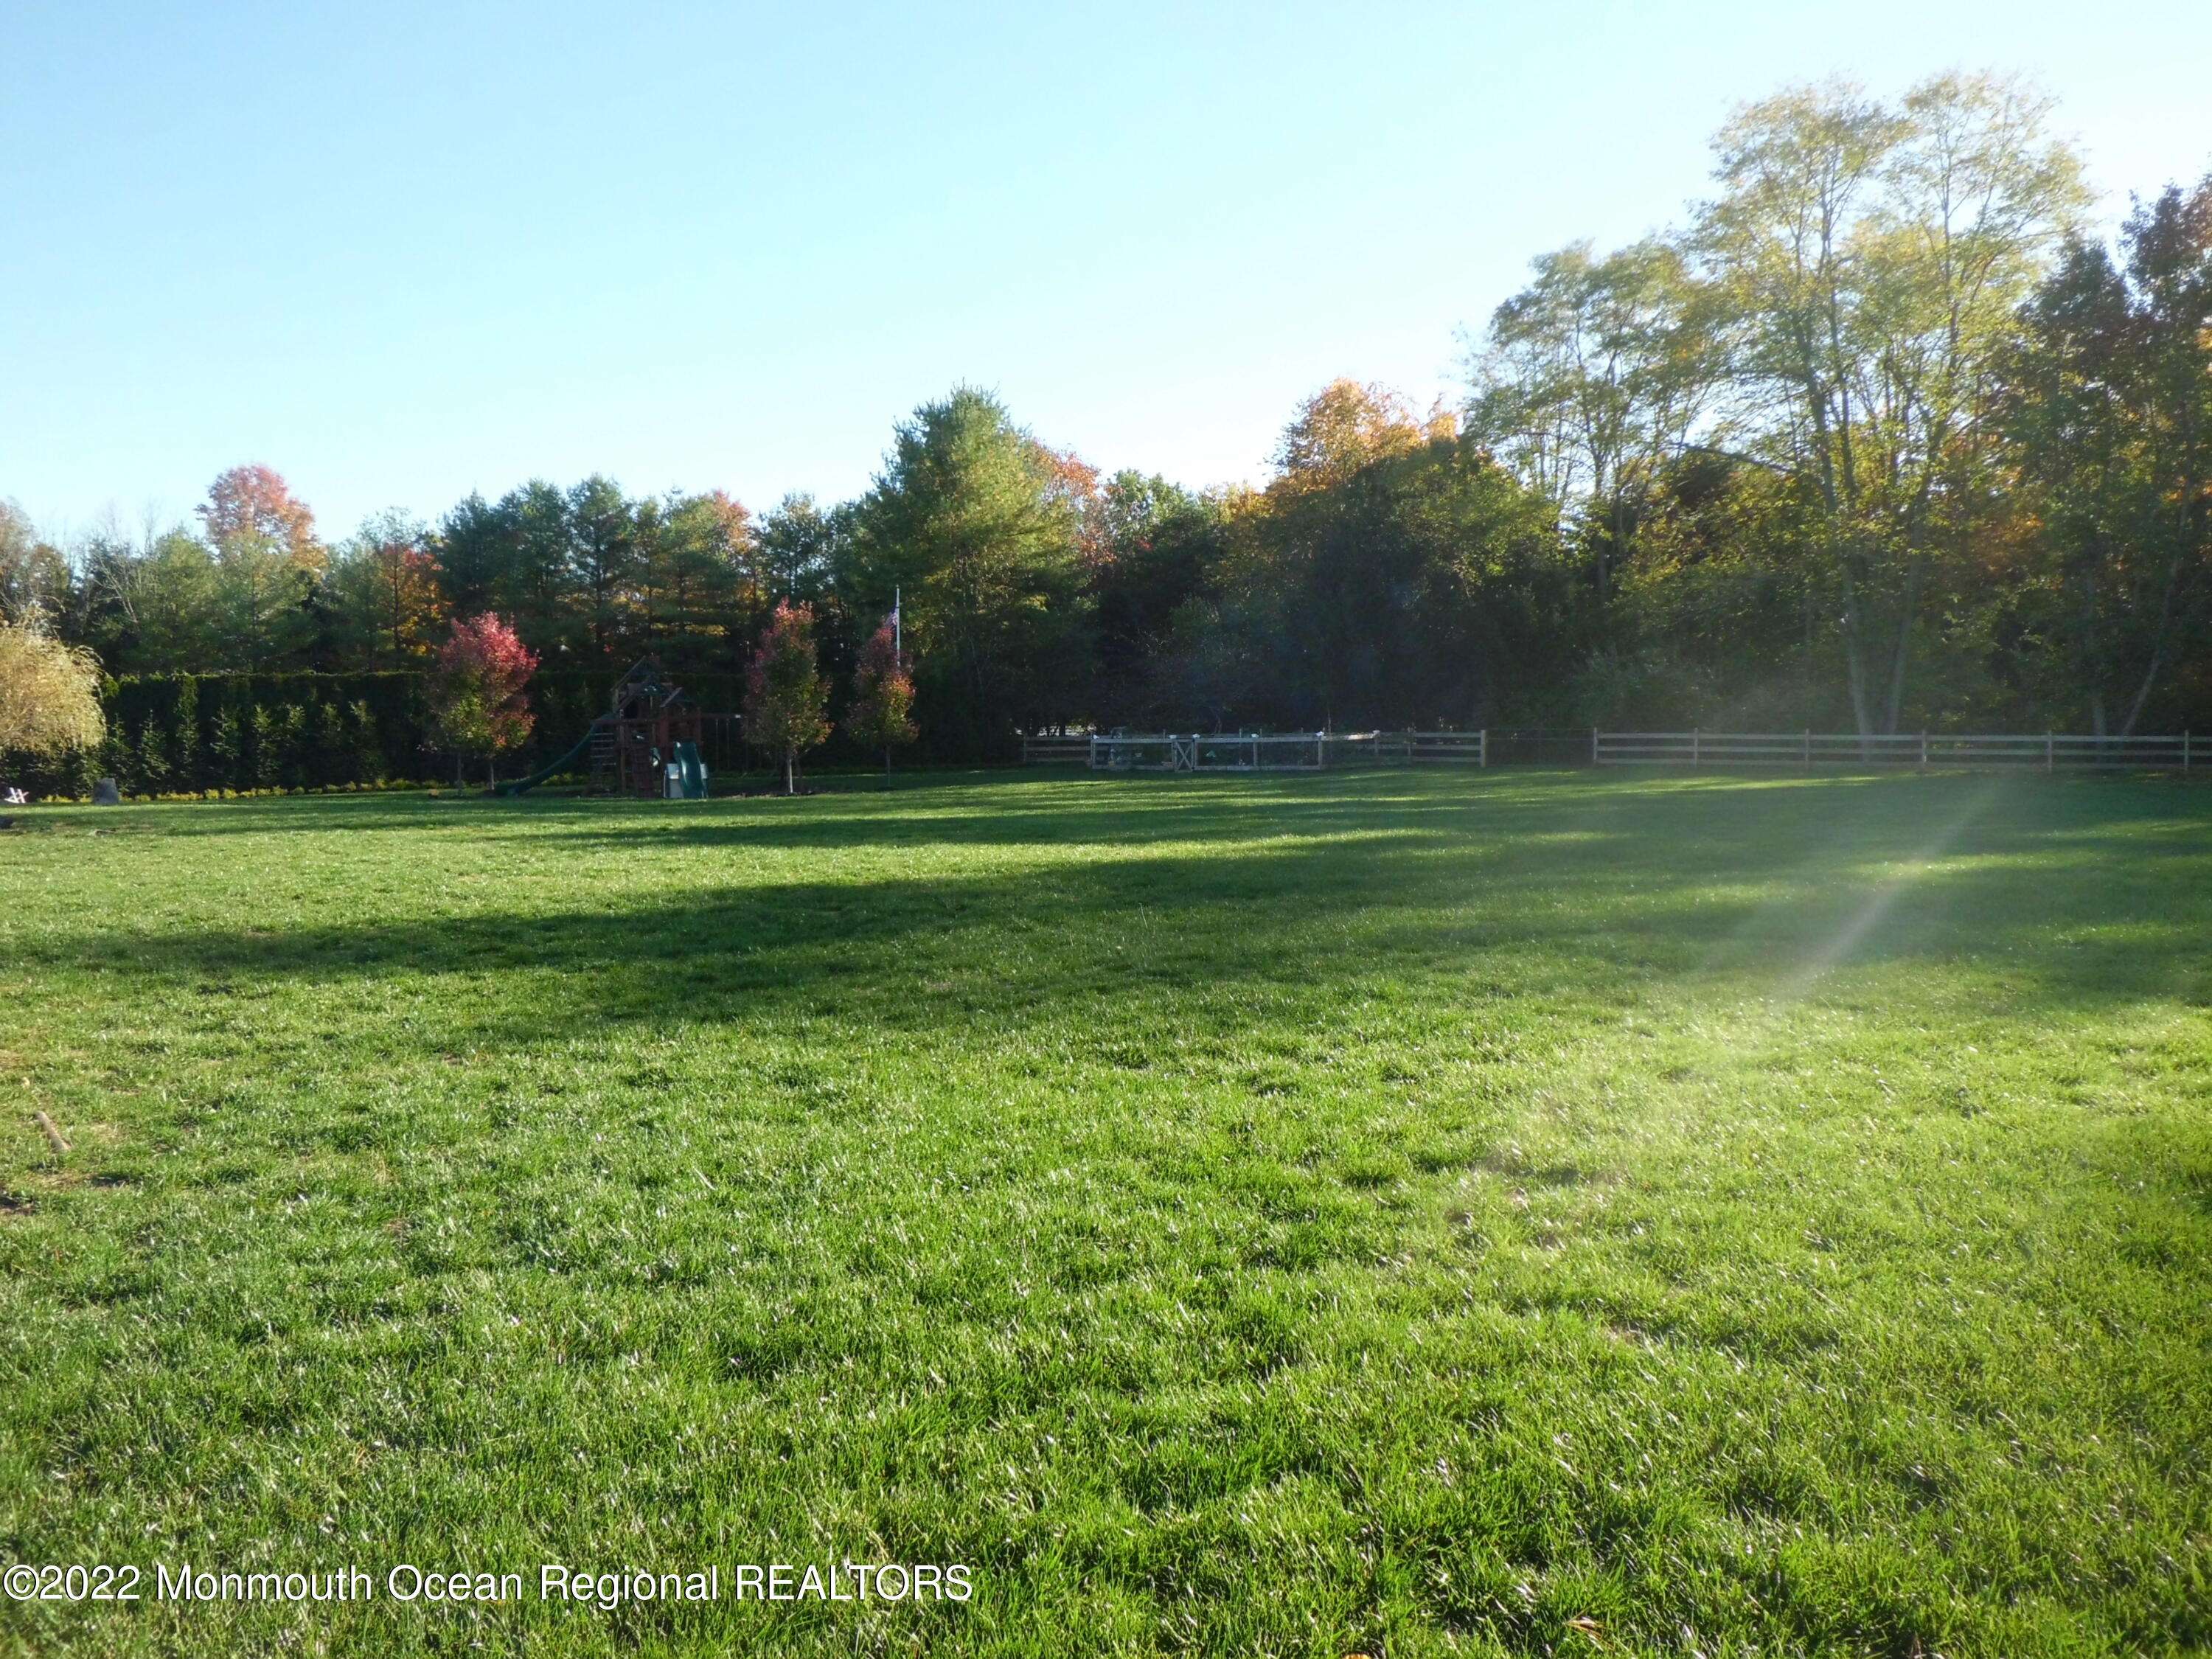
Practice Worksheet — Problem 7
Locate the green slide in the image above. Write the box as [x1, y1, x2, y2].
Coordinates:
[495, 720, 605, 796]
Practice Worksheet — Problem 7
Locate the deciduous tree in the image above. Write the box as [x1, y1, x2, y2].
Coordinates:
[327, 510, 445, 667]
[1463, 239, 1711, 600]
[427, 613, 538, 786]
[197, 465, 325, 668]
[0, 501, 71, 625]
[0, 619, 105, 762]
[845, 615, 917, 773]
[2003, 180, 2212, 731]
[198, 464, 322, 566]
[745, 600, 831, 794]
[1694, 74, 2087, 734]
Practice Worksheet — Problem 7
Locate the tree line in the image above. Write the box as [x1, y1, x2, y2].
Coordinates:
[5, 73, 2208, 776]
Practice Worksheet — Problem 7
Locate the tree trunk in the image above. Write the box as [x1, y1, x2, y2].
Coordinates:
[2119, 642, 2167, 738]
[784, 749, 794, 796]
[2118, 544, 2188, 737]
[2079, 558, 2108, 737]
[1837, 558, 1876, 745]
[1879, 557, 1927, 736]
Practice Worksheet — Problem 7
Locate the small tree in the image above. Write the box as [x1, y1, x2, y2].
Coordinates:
[428, 613, 538, 787]
[745, 600, 831, 795]
[846, 615, 917, 775]
[0, 621, 105, 782]
[347, 700, 386, 786]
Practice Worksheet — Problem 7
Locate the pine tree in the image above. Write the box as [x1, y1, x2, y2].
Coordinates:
[313, 698, 348, 787]
[209, 703, 242, 795]
[248, 705, 285, 790]
[164, 679, 196, 791]
[349, 700, 386, 786]
[134, 722, 170, 794]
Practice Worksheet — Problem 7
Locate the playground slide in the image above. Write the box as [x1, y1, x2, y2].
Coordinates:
[494, 720, 606, 796]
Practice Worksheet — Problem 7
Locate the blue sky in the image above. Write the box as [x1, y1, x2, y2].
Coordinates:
[5, 1, 2209, 543]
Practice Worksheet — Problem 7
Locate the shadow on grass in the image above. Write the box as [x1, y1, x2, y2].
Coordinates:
[27, 773, 2212, 1059]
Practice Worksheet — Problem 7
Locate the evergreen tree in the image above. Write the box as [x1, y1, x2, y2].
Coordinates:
[852, 389, 1089, 758]
[348, 700, 386, 786]
[209, 701, 242, 794]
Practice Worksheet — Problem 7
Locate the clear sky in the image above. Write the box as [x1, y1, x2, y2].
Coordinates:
[6, 0, 2210, 544]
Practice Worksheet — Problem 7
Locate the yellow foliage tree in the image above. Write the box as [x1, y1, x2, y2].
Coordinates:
[0, 622, 105, 756]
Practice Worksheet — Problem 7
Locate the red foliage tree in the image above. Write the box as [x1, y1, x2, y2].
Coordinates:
[428, 613, 538, 786]
[745, 601, 831, 795]
[845, 615, 917, 773]
[197, 464, 324, 567]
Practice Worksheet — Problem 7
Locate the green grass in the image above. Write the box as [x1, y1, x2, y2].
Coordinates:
[2, 770, 2208, 1658]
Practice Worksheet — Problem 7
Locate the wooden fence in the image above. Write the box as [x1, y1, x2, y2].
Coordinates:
[1401, 731, 1488, 765]
[1026, 727, 2199, 775]
[1593, 730, 2198, 772]
[1018, 734, 1093, 765]
[1023, 731, 1490, 770]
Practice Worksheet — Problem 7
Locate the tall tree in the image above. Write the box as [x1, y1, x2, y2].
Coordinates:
[0, 501, 71, 625]
[1087, 473, 1230, 726]
[1231, 401, 1568, 728]
[2003, 180, 2212, 731]
[852, 389, 1089, 756]
[198, 464, 322, 564]
[1269, 378, 1437, 491]
[196, 465, 325, 668]
[1694, 74, 2087, 734]
[756, 493, 844, 609]
[566, 475, 637, 659]
[325, 510, 445, 668]
[641, 490, 753, 664]
[1464, 238, 1712, 600]
[434, 492, 515, 621]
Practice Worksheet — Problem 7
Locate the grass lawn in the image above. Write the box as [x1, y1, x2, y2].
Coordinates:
[1, 769, 2208, 1658]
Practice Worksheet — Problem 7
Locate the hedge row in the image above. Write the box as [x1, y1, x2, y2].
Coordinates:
[3, 670, 750, 801]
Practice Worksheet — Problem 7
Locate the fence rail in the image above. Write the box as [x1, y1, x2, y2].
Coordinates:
[1062, 731, 1489, 771]
[1593, 730, 2197, 772]
[1092, 732, 1333, 771]
[1401, 730, 1488, 766]
[1030, 726, 2198, 775]
[1018, 734, 1093, 765]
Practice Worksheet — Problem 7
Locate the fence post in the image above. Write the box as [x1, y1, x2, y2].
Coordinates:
[1692, 728, 1700, 768]
[2185, 731, 2192, 775]
[1591, 727, 1599, 766]
[1803, 729, 1811, 773]
[1479, 728, 1487, 769]
[2046, 731, 2054, 774]
[1919, 731, 1927, 771]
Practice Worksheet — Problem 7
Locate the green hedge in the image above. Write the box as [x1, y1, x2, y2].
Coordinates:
[3, 670, 751, 801]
